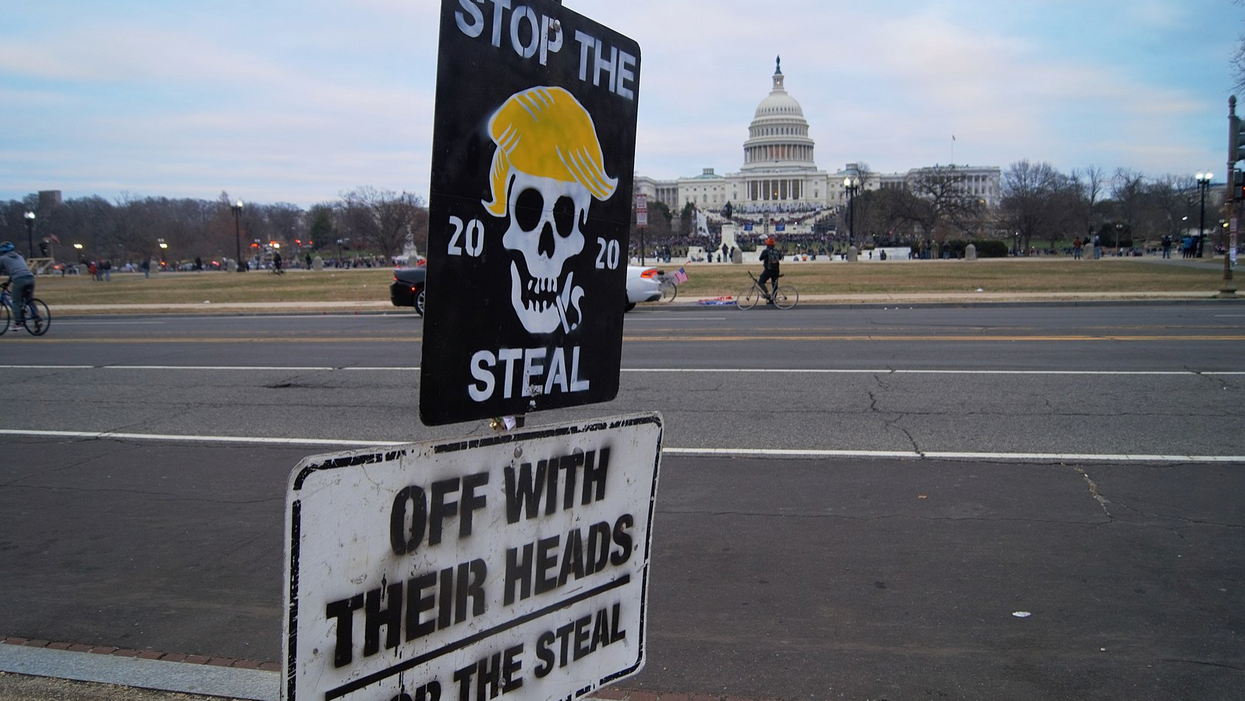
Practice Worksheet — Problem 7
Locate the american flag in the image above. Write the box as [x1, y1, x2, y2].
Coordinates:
[672, 267, 688, 284]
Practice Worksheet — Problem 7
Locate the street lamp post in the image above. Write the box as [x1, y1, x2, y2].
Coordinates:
[24, 212, 35, 258]
[231, 201, 243, 271]
[1196, 172, 1212, 258]
[843, 177, 860, 246]
[1223, 97, 1238, 297]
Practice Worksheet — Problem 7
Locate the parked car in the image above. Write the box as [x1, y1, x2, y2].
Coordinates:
[390, 266, 427, 316]
[625, 265, 662, 311]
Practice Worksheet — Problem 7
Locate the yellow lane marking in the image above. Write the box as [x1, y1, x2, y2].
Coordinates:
[620, 335, 1245, 342]
[0, 336, 422, 344]
[7, 334, 1245, 344]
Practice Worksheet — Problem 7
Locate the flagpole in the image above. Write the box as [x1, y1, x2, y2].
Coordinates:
[951, 135, 956, 165]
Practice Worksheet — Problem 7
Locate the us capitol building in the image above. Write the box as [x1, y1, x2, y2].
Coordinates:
[633, 57, 1001, 235]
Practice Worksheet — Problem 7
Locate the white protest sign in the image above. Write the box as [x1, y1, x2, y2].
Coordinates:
[283, 413, 663, 701]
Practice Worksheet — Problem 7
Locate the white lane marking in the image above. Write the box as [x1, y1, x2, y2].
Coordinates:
[657, 447, 1245, 463]
[103, 365, 340, 371]
[2, 429, 1242, 463]
[628, 316, 729, 321]
[0, 429, 400, 448]
[1, 365, 1243, 376]
[0, 368, 96, 373]
[53, 321, 167, 326]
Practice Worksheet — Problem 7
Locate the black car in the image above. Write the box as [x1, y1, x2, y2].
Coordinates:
[390, 267, 426, 316]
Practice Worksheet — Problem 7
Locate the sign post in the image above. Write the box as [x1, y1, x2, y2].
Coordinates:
[283, 413, 663, 701]
[635, 194, 647, 264]
[419, 0, 642, 426]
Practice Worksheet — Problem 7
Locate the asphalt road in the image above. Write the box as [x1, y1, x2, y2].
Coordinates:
[1, 304, 1243, 700]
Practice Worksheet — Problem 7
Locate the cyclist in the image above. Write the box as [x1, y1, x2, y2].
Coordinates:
[758, 236, 782, 303]
[0, 241, 35, 331]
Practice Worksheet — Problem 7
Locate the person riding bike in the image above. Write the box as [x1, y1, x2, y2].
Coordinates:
[758, 236, 782, 302]
[0, 241, 35, 331]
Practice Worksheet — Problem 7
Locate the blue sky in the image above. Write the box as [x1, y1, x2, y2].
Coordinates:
[0, 0, 1238, 207]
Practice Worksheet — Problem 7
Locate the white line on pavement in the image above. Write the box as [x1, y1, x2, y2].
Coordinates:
[53, 321, 167, 326]
[0, 429, 401, 448]
[2, 429, 1242, 463]
[1, 365, 1243, 375]
[104, 365, 340, 371]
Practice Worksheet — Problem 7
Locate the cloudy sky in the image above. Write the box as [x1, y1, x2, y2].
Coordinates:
[1, 0, 1238, 207]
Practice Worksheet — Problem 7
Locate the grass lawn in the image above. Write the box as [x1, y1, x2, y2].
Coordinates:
[661, 258, 1229, 297]
[28, 258, 1232, 306]
[33, 268, 397, 305]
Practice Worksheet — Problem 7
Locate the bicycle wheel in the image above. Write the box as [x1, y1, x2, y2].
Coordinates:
[659, 279, 677, 303]
[0, 301, 9, 336]
[773, 284, 799, 310]
[23, 298, 50, 336]
[736, 285, 761, 310]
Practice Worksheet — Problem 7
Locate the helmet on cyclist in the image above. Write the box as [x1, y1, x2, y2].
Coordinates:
[765, 237, 775, 246]
[0, 241, 13, 254]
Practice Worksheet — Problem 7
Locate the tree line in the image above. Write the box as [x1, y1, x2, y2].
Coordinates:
[2, 163, 1227, 266]
[651, 163, 1227, 255]
[0, 187, 429, 265]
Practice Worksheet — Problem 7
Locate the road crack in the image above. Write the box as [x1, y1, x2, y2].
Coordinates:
[1071, 465, 1112, 518]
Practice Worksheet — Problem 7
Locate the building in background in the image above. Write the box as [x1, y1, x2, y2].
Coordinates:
[633, 58, 1000, 221]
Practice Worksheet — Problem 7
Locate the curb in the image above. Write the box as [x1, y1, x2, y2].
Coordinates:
[0, 640, 277, 700]
[0, 638, 782, 701]
[41, 295, 1245, 317]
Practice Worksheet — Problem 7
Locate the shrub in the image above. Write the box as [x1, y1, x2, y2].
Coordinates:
[971, 240, 1009, 258]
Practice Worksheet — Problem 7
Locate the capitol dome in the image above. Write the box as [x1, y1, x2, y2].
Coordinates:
[741, 56, 816, 173]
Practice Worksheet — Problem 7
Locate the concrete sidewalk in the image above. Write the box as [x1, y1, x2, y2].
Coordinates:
[0, 643, 272, 701]
[0, 643, 634, 701]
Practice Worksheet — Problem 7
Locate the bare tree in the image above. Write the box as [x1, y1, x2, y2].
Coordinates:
[1111, 168, 1147, 250]
[901, 165, 984, 242]
[1001, 160, 1070, 252]
[1071, 165, 1107, 240]
[266, 203, 304, 248]
[341, 186, 427, 261]
[1235, 0, 1245, 93]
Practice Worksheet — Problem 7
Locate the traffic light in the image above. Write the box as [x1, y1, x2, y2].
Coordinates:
[1232, 114, 1245, 164]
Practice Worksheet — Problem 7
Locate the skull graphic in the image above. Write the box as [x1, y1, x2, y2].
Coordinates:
[503, 171, 589, 333]
[482, 86, 617, 335]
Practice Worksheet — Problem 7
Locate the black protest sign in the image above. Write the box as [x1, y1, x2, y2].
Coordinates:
[419, 0, 641, 426]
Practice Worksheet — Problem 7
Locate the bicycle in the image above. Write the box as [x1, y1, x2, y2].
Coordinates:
[736, 271, 798, 310]
[655, 270, 678, 302]
[0, 281, 51, 336]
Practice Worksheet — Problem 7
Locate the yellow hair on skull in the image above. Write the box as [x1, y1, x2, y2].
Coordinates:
[483, 86, 617, 217]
